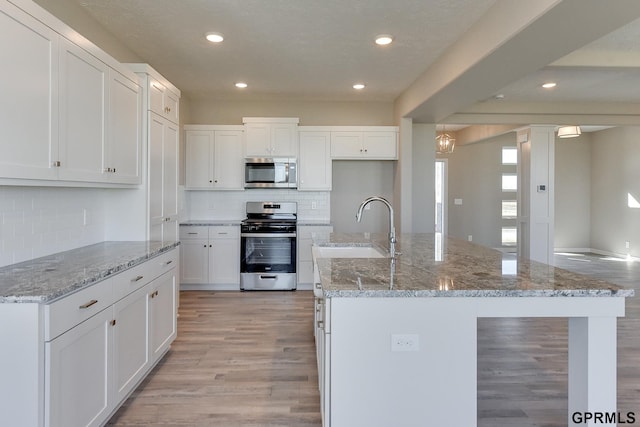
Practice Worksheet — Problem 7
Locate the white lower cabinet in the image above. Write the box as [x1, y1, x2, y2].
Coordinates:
[112, 285, 149, 404]
[180, 225, 240, 289]
[40, 248, 179, 427]
[149, 270, 177, 359]
[45, 307, 112, 427]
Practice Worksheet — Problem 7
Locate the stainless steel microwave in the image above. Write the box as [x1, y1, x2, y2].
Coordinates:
[244, 158, 297, 189]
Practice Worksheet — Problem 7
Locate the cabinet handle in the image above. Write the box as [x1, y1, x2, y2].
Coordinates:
[79, 299, 98, 309]
[317, 320, 324, 330]
[150, 290, 159, 299]
[204, 244, 207, 248]
[314, 282, 322, 290]
[52, 161, 61, 167]
[188, 232, 198, 235]
[131, 275, 144, 282]
[165, 260, 173, 265]
[111, 319, 117, 326]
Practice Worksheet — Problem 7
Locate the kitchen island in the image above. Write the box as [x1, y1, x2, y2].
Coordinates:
[312, 233, 634, 427]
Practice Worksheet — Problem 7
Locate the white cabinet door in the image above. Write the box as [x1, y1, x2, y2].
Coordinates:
[149, 112, 179, 239]
[112, 285, 149, 403]
[108, 70, 141, 184]
[57, 37, 107, 183]
[330, 131, 397, 159]
[185, 130, 213, 189]
[0, 2, 59, 180]
[180, 239, 209, 284]
[149, 77, 179, 123]
[149, 270, 177, 362]
[45, 308, 113, 427]
[163, 121, 179, 220]
[299, 131, 332, 191]
[244, 122, 271, 157]
[214, 130, 244, 189]
[363, 131, 397, 159]
[330, 132, 362, 158]
[271, 123, 298, 157]
[210, 235, 240, 285]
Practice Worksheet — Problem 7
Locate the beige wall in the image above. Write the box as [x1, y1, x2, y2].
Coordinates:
[446, 133, 516, 248]
[187, 99, 395, 126]
[591, 127, 640, 257]
[331, 161, 395, 233]
[554, 133, 591, 250]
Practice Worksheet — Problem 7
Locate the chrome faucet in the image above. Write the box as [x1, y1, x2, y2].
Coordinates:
[356, 196, 397, 258]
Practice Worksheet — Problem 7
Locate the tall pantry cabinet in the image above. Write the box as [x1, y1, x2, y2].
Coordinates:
[128, 64, 181, 242]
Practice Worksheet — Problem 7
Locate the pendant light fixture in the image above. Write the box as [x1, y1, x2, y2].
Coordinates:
[436, 127, 455, 154]
[557, 125, 581, 138]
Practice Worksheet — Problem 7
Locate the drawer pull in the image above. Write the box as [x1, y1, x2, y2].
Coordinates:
[132, 275, 144, 282]
[164, 260, 173, 265]
[150, 290, 159, 299]
[111, 319, 117, 326]
[79, 299, 98, 309]
[187, 232, 198, 235]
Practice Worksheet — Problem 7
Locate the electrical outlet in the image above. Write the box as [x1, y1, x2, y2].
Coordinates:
[311, 201, 317, 210]
[626, 241, 630, 249]
[468, 235, 473, 242]
[391, 334, 419, 352]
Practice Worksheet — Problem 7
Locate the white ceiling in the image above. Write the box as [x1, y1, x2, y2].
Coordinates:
[67, 0, 640, 126]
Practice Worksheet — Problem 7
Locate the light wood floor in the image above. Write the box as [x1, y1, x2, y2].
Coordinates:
[108, 254, 640, 426]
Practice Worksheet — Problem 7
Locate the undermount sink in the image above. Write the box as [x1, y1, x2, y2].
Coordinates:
[313, 245, 387, 259]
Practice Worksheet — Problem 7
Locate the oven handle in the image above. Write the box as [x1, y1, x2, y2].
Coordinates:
[241, 232, 297, 238]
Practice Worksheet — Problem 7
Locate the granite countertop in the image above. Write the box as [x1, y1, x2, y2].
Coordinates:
[0, 241, 180, 304]
[314, 233, 635, 298]
[180, 220, 242, 226]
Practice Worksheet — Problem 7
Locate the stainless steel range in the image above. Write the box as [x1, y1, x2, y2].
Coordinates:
[240, 202, 297, 290]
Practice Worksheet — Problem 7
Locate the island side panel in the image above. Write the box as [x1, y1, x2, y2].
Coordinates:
[568, 316, 617, 426]
[329, 297, 478, 427]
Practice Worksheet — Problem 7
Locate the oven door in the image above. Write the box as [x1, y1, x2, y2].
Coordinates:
[240, 232, 296, 273]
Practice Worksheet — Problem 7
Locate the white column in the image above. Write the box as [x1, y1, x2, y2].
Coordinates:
[568, 316, 618, 426]
[517, 126, 555, 264]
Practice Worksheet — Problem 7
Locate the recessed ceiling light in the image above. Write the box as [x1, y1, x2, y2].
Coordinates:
[205, 32, 224, 43]
[542, 82, 557, 89]
[375, 35, 393, 45]
[353, 83, 365, 90]
[235, 82, 248, 88]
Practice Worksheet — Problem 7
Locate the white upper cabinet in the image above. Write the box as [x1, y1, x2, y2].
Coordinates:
[128, 64, 181, 241]
[149, 77, 179, 124]
[185, 126, 244, 190]
[330, 128, 398, 160]
[57, 37, 107, 182]
[107, 70, 142, 184]
[299, 131, 332, 191]
[243, 117, 298, 157]
[0, 1, 58, 180]
[0, 1, 141, 186]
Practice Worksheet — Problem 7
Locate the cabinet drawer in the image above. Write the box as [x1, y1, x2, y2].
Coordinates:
[45, 278, 115, 341]
[112, 249, 178, 302]
[210, 226, 239, 239]
[180, 226, 209, 240]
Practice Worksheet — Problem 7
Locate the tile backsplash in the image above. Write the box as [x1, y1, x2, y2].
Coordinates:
[0, 187, 105, 267]
[187, 189, 330, 221]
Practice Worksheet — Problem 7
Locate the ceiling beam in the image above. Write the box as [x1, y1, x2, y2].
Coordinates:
[394, 0, 640, 123]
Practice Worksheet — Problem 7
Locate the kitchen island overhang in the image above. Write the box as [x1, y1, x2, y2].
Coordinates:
[312, 233, 634, 427]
